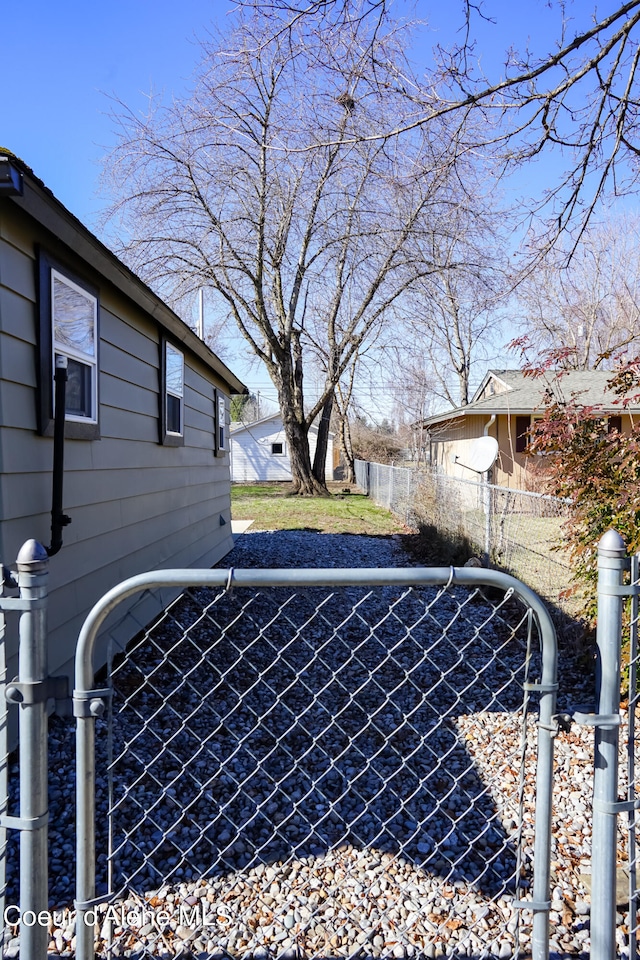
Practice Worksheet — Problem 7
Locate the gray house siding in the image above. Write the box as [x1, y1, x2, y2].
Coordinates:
[0, 173, 242, 684]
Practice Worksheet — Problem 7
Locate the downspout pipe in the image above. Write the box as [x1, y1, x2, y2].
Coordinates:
[482, 415, 496, 566]
[484, 414, 496, 437]
[47, 356, 72, 557]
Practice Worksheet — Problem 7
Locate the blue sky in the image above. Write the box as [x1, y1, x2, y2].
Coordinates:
[3, 0, 567, 226]
[0, 0, 607, 415]
[2, 0, 235, 226]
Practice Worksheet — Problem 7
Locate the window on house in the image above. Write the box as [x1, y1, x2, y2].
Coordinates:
[515, 415, 530, 454]
[608, 415, 623, 434]
[272, 442, 284, 455]
[162, 342, 184, 443]
[52, 271, 98, 420]
[215, 390, 227, 456]
[38, 252, 100, 438]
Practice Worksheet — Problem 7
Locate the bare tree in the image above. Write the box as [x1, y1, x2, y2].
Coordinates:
[515, 215, 640, 368]
[103, 11, 483, 494]
[372, 206, 509, 427]
[403, 215, 508, 408]
[415, 274, 495, 407]
[237, 0, 640, 246]
[384, 359, 432, 462]
[349, 411, 403, 465]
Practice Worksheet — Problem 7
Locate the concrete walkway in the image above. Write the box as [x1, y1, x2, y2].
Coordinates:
[231, 519, 254, 537]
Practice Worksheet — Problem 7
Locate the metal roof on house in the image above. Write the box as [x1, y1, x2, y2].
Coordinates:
[422, 369, 640, 428]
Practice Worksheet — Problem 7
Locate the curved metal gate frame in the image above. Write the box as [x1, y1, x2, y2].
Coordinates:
[73, 565, 558, 960]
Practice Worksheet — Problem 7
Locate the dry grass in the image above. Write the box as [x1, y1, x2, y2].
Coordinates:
[231, 482, 408, 536]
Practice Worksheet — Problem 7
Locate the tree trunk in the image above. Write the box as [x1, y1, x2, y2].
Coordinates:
[285, 414, 329, 495]
[312, 391, 335, 486]
[338, 411, 356, 483]
[276, 357, 329, 495]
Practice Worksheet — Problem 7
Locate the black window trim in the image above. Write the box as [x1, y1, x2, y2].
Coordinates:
[37, 248, 100, 440]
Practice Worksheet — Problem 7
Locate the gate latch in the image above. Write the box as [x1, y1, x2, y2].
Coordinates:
[537, 713, 572, 736]
[553, 713, 573, 734]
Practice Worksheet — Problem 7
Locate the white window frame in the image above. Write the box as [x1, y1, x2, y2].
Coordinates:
[165, 342, 185, 438]
[271, 441, 286, 456]
[215, 391, 227, 456]
[51, 268, 98, 424]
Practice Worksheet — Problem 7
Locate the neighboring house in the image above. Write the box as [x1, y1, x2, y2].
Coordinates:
[421, 369, 640, 489]
[0, 151, 246, 684]
[230, 413, 338, 482]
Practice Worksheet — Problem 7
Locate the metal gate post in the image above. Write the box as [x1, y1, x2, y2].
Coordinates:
[591, 529, 626, 960]
[0, 569, 7, 938]
[16, 541, 50, 960]
[75, 698, 97, 960]
[528, 608, 558, 960]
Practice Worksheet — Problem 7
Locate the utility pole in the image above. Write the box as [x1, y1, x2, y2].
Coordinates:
[198, 288, 205, 340]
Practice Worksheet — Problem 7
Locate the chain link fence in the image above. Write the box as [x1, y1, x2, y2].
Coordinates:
[73, 566, 558, 960]
[354, 461, 572, 609]
[354, 462, 417, 528]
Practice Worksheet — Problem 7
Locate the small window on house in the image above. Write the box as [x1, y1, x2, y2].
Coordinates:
[52, 270, 98, 421]
[215, 391, 227, 457]
[165, 345, 184, 434]
[515, 415, 531, 454]
[272, 442, 284, 455]
[608, 415, 623, 434]
[38, 252, 100, 439]
[161, 341, 184, 445]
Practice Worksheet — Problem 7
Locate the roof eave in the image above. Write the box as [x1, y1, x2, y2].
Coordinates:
[422, 403, 640, 429]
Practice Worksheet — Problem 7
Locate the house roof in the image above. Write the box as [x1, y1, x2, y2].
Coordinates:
[422, 368, 640, 428]
[231, 412, 283, 435]
[0, 151, 247, 395]
[231, 411, 334, 437]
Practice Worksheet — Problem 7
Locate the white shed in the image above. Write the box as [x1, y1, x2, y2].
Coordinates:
[231, 413, 337, 483]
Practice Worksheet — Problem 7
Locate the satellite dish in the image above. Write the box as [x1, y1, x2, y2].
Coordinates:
[452, 436, 499, 474]
[468, 436, 499, 472]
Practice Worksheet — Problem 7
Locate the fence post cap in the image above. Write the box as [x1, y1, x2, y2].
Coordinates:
[16, 539, 49, 568]
[598, 529, 626, 557]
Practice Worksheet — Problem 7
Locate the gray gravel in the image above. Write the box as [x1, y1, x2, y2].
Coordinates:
[1, 530, 612, 958]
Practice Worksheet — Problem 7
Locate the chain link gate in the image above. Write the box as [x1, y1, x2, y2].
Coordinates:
[74, 566, 558, 960]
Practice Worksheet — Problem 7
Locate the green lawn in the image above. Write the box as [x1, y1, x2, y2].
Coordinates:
[231, 482, 407, 535]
